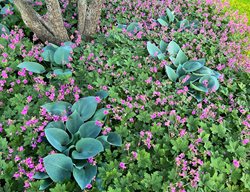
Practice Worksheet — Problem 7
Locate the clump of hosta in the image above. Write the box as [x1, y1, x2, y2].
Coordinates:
[33, 96, 122, 190]
[157, 8, 199, 30]
[17, 42, 74, 80]
[117, 22, 142, 34]
[0, 0, 13, 16]
[0, 23, 9, 35]
[147, 40, 220, 101]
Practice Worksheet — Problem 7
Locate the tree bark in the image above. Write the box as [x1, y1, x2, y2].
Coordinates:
[83, 0, 104, 37]
[77, 0, 87, 34]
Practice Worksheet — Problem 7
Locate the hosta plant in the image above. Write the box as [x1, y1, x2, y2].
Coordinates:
[33, 96, 122, 190]
[157, 8, 199, 30]
[117, 22, 142, 34]
[0, 23, 9, 35]
[147, 40, 220, 101]
[0, 0, 13, 16]
[17, 42, 74, 79]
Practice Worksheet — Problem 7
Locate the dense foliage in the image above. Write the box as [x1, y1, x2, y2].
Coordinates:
[0, 0, 249, 191]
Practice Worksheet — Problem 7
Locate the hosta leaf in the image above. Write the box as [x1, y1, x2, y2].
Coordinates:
[167, 41, 180, 56]
[157, 18, 168, 27]
[33, 172, 49, 180]
[45, 128, 70, 152]
[17, 62, 45, 74]
[165, 65, 178, 82]
[179, 74, 200, 85]
[72, 138, 104, 159]
[190, 82, 208, 93]
[199, 75, 220, 91]
[79, 121, 101, 138]
[95, 90, 109, 99]
[0, 23, 9, 35]
[174, 49, 188, 66]
[126, 22, 140, 33]
[176, 64, 186, 76]
[73, 164, 97, 190]
[147, 42, 162, 57]
[45, 121, 65, 130]
[183, 60, 204, 72]
[66, 110, 83, 134]
[193, 66, 214, 76]
[54, 46, 72, 65]
[43, 154, 73, 182]
[159, 40, 168, 53]
[107, 132, 122, 146]
[42, 101, 72, 116]
[166, 8, 175, 22]
[91, 108, 108, 121]
[71, 97, 98, 121]
[157, 53, 165, 60]
[39, 178, 53, 191]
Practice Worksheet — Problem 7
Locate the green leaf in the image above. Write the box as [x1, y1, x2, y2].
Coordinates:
[66, 111, 83, 134]
[54, 46, 72, 65]
[167, 41, 180, 56]
[53, 69, 72, 79]
[41, 44, 58, 62]
[107, 132, 122, 146]
[95, 90, 109, 99]
[45, 128, 70, 152]
[199, 76, 220, 91]
[72, 138, 104, 159]
[73, 164, 97, 190]
[91, 108, 108, 121]
[33, 172, 49, 180]
[176, 64, 186, 76]
[173, 49, 188, 66]
[126, 22, 140, 33]
[45, 121, 65, 130]
[157, 18, 168, 27]
[43, 154, 73, 182]
[17, 62, 46, 74]
[159, 40, 168, 53]
[42, 101, 72, 116]
[0, 23, 9, 35]
[193, 66, 214, 76]
[147, 42, 162, 57]
[179, 74, 200, 85]
[79, 121, 101, 138]
[190, 82, 208, 92]
[97, 132, 122, 147]
[71, 97, 98, 121]
[39, 178, 53, 191]
[166, 8, 175, 22]
[183, 60, 204, 72]
[165, 66, 178, 82]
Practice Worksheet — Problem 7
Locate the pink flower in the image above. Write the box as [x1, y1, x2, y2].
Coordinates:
[242, 139, 249, 145]
[21, 106, 29, 115]
[119, 162, 126, 170]
[233, 159, 240, 168]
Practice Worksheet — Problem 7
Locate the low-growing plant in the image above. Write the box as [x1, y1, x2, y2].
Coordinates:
[17, 42, 74, 79]
[117, 22, 142, 34]
[157, 8, 199, 30]
[147, 40, 220, 101]
[33, 96, 122, 190]
[0, 0, 13, 16]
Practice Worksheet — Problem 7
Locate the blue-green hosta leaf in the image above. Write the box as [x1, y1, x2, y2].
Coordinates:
[73, 164, 97, 190]
[166, 8, 175, 22]
[53, 69, 72, 78]
[45, 128, 70, 152]
[193, 66, 214, 76]
[197, 58, 206, 65]
[42, 101, 72, 116]
[54, 46, 72, 65]
[147, 42, 162, 57]
[91, 108, 108, 121]
[72, 138, 104, 159]
[213, 71, 221, 78]
[173, 49, 188, 66]
[0, 5, 12, 15]
[167, 41, 181, 56]
[97, 133, 122, 147]
[71, 97, 98, 121]
[179, 74, 200, 85]
[190, 82, 208, 93]
[178, 19, 189, 29]
[43, 154, 73, 182]
[117, 23, 127, 29]
[79, 121, 101, 138]
[157, 18, 168, 27]
[165, 65, 178, 82]
[33, 172, 49, 180]
[63, 145, 75, 156]
[199, 75, 220, 91]
[183, 60, 204, 72]
[157, 53, 165, 60]
[63, 41, 74, 47]
[41, 44, 58, 62]
[0, 23, 9, 35]
[176, 64, 186, 76]
[126, 22, 140, 33]
[45, 121, 65, 130]
[95, 90, 109, 99]
[17, 62, 46, 74]
[159, 40, 168, 53]
[66, 110, 84, 134]
[39, 178, 53, 191]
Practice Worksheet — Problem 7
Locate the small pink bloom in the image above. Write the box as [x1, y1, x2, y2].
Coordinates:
[233, 159, 240, 168]
[119, 162, 126, 170]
